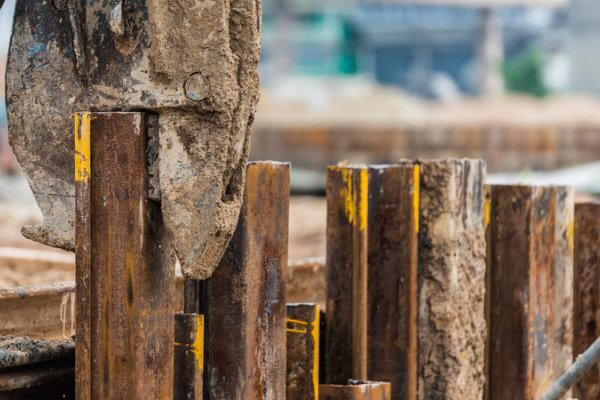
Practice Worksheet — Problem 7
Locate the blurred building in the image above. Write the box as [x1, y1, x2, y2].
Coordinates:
[570, 0, 600, 95]
[261, 0, 568, 98]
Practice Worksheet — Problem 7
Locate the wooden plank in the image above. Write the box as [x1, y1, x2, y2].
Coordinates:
[487, 185, 574, 400]
[325, 165, 369, 384]
[75, 112, 174, 399]
[366, 165, 418, 400]
[286, 303, 320, 400]
[174, 313, 204, 400]
[401, 159, 487, 399]
[201, 161, 289, 399]
[319, 381, 392, 400]
[573, 202, 600, 399]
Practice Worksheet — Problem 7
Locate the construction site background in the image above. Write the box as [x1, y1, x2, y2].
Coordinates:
[2, 0, 600, 287]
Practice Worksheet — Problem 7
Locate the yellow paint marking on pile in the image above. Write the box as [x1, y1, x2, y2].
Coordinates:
[286, 307, 320, 398]
[287, 318, 309, 325]
[74, 112, 91, 183]
[413, 166, 420, 233]
[193, 315, 204, 369]
[173, 314, 205, 370]
[312, 305, 320, 400]
[340, 168, 356, 227]
[336, 167, 368, 231]
[485, 198, 491, 226]
[358, 169, 368, 232]
[287, 328, 308, 334]
[568, 211, 574, 250]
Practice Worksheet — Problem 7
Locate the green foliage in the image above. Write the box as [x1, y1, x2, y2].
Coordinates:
[503, 48, 549, 98]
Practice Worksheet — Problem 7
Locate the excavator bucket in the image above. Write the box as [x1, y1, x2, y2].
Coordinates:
[4, 0, 262, 279]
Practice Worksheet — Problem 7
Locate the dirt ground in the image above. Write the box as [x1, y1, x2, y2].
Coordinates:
[0, 196, 327, 288]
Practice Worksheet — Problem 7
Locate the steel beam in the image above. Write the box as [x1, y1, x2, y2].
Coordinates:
[174, 313, 204, 400]
[401, 159, 487, 399]
[366, 165, 418, 400]
[487, 185, 574, 400]
[286, 303, 320, 400]
[573, 202, 600, 399]
[201, 162, 289, 399]
[74, 112, 175, 399]
[325, 165, 369, 384]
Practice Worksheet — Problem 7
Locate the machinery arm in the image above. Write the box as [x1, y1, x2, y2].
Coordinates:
[6, 0, 262, 279]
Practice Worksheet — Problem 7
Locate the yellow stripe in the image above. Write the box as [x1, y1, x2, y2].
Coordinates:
[286, 318, 309, 325]
[485, 198, 491, 226]
[287, 328, 308, 334]
[194, 315, 204, 369]
[173, 315, 204, 370]
[312, 305, 320, 400]
[359, 169, 368, 232]
[340, 168, 355, 226]
[287, 307, 321, 397]
[568, 210, 574, 250]
[338, 167, 369, 231]
[74, 112, 91, 183]
[413, 166, 420, 233]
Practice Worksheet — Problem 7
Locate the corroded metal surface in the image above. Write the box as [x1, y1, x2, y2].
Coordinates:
[0, 257, 324, 339]
[201, 162, 289, 399]
[0, 366, 74, 396]
[0, 336, 74, 397]
[400, 159, 487, 400]
[366, 165, 418, 400]
[325, 165, 369, 384]
[75, 113, 175, 399]
[7, 0, 262, 279]
[286, 303, 320, 400]
[573, 202, 600, 399]
[0, 282, 76, 339]
[487, 185, 574, 400]
[319, 381, 392, 400]
[0, 336, 73, 369]
[174, 313, 204, 400]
